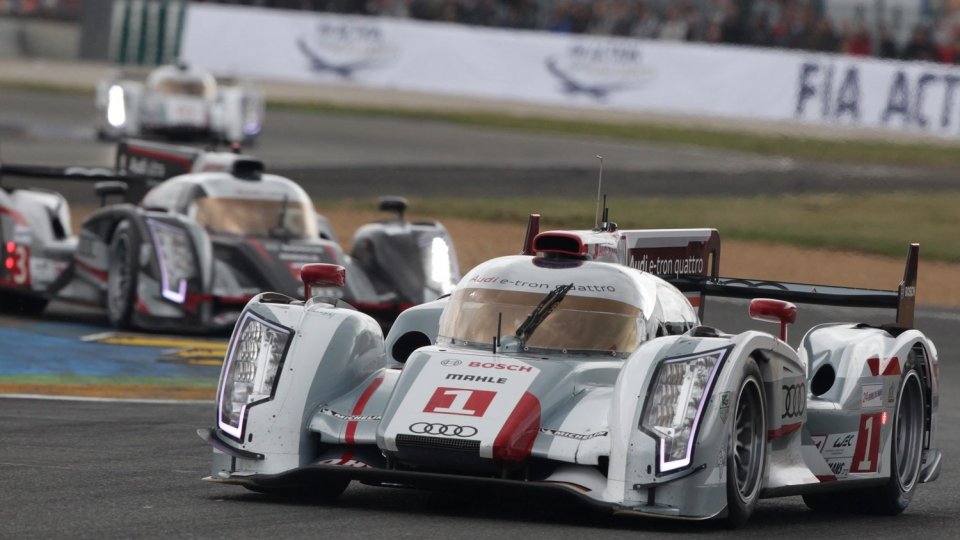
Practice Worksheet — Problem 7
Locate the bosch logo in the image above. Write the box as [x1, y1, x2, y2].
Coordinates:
[440, 359, 462, 367]
[781, 383, 806, 419]
[409, 422, 478, 438]
[468, 361, 532, 372]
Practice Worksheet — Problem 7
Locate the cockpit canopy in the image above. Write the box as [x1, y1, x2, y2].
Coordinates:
[437, 255, 698, 357]
[140, 172, 319, 239]
[440, 287, 642, 356]
[146, 64, 217, 99]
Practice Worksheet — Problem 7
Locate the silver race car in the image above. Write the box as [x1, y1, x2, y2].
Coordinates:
[95, 62, 264, 145]
[0, 141, 458, 332]
[198, 213, 939, 526]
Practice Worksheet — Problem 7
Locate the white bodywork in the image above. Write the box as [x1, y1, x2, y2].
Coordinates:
[95, 64, 264, 144]
[201, 227, 940, 523]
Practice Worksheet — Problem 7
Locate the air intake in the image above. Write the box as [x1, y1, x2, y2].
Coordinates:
[533, 232, 586, 257]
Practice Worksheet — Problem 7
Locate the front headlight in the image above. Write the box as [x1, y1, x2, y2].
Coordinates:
[421, 234, 456, 297]
[107, 84, 126, 127]
[146, 219, 196, 303]
[641, 347, 728, 473]
[217, 312, 293, 440]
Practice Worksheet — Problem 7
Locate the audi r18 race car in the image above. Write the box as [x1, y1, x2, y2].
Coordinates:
[95, 61, 264, 145]
[0, 140, 458, 332]
[199, 213, 940, 526]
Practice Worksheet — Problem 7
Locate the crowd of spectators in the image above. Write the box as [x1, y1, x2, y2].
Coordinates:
[188, 1, 960, 64]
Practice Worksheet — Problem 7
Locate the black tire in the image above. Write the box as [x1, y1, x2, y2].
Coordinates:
[106, 221, 140, 329]
[863, 368, 925, 514]
[726, 359, 767, 528]
[803, 368, 925, 515]
[244, 478, 349, 502]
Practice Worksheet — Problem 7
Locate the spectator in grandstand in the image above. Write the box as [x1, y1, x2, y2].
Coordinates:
[901, 24, 938, 61]
[876, 25, 899, 58]
[801, 16, 839, 52]
[659, 6, 691, 41]
[629, 1, 660, 39]
[841, 22, 872, 56]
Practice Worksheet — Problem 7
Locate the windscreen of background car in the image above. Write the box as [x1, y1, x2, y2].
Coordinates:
[192, 197, 319, 239]
[150, 77, 216, 99]
[438, 287, 644, 355]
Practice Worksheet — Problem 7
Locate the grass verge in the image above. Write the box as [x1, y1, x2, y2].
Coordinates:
[318, 192, 960, 262]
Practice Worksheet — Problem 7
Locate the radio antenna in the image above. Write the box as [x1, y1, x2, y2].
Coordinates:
[594, 155, 603, 229]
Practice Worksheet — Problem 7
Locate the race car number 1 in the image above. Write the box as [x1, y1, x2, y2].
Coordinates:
[851, 412, 883, 473]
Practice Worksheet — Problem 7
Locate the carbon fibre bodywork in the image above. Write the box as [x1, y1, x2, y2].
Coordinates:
[200, 221, 939, 525]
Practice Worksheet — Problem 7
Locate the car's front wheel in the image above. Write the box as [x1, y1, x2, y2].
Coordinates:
[725, 359, 766, 528]
[106, 221, 140, 328]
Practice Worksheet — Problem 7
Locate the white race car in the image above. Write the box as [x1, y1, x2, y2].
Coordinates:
[199, 213, 940, 526]
[95, 62, 264, 145]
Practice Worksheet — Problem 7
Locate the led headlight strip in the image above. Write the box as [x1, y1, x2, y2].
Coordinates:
[146, 218, 196, 304]
[640, 346, 730, 474]
[217, 311, 294, 441]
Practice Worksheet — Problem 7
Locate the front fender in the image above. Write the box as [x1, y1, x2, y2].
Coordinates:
[210, 295, 387, 477]
[607, 331, 802, 518]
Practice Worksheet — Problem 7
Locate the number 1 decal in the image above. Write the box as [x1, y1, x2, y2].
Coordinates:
[851, 413, 882, 473]
[423, 387, 496, 417]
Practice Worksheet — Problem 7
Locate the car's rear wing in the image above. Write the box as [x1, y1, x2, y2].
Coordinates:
[666, 243, 918, 328]
[614, 225, 917, 328]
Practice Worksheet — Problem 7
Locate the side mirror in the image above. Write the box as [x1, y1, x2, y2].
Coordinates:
[94, 181, 128, 207]
[301, 263, 345, 300]
[749, 298, 797, 341]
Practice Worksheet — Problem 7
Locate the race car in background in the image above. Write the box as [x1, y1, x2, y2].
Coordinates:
[199, 213, 939, 526]
[95, 61, 264, 145]
[0, 140, 458, 332]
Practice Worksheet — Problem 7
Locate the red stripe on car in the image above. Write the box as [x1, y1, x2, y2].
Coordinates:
[493, 392, 541, 461]
[345, 376, 384, 445]
[767, 422, 801, 440]
[75, 259, 108, 282]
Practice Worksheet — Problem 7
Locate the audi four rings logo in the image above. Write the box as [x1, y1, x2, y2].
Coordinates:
[440, 359, 462, 366]
[781, 383, 806, 419]
[409, 422, 478, 438]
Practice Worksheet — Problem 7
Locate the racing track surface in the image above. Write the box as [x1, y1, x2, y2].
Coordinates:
[2, 300, 958, 539]
[1, 89, 958, 537]
[1, 89, 957, 202]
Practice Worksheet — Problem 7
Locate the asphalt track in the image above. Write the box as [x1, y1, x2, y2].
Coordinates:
[1, 89, 958, 537]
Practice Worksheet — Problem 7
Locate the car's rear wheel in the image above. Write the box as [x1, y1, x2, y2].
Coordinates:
[803, 367, 925, 515]
[106, 221, 139, 328]
[726, 359, 766, 528]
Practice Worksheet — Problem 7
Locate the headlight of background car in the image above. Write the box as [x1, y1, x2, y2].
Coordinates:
[146, 219, 196, 303]
[217, 312, 293, 440]
[640, 347, 728, 473]
[419, 233, 456, 298]
[107, 84, 126, 127]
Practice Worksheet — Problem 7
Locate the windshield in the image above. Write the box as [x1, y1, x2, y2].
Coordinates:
[151, 78, 214, 98]
[438, 287, 644, 355]
[192, 197, 318, 238]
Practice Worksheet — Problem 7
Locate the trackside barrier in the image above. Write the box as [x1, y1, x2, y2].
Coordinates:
[107, 0, 186, 66]
[180, 4, 960, 139]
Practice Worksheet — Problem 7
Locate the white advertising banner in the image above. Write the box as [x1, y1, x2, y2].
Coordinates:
[181, 3, 960, 138]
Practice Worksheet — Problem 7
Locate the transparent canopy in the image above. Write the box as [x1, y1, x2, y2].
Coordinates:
[192, 197, 318, 238]
[438, 287, 644, 355]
